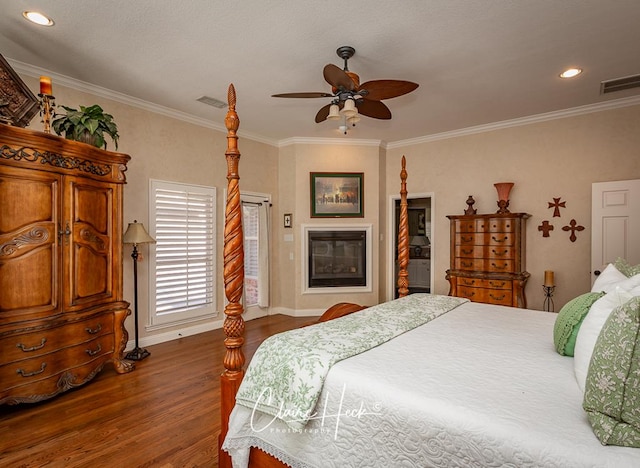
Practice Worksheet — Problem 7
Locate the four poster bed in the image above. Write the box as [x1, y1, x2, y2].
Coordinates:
[217, 86, 640, 467]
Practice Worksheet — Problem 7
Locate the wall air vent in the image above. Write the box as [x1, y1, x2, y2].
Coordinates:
[600, 74, 640, 95]
[196, 96, 227, 108]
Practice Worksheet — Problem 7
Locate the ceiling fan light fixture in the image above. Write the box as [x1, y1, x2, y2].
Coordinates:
[347, 114, 360, 126]
[327, 104, 341, 120]
[340, 98, 357, 118]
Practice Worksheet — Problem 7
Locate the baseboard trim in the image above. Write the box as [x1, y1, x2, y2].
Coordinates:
[125, 308, 321, 350]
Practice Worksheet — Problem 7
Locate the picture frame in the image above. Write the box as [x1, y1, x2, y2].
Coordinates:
[283, 213, 292, 228]
[310, 172, 364, 218]
[0, 53, 40, 127]
[408, 207, 427, 236]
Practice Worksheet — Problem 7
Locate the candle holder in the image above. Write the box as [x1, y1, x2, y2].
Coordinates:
[38, 94, 55, 134]
[543, 285, 555, 312]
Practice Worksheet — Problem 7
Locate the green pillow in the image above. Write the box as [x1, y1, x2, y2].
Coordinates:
[553, 292, 605, 356]
[614, 258, 640, 278]
[583, 296, 640, 447]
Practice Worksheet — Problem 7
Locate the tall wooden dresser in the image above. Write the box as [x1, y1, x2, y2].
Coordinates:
[446, 212, 530, 308]
[0, 124, 134, 404]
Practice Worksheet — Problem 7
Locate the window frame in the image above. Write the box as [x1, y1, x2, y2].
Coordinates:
[148, 179, 217, 328]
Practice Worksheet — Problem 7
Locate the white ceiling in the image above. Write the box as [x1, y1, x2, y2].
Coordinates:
[2, 0, 640, 145]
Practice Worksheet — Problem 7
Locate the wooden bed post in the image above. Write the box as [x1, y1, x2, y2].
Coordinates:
[397, 156, 410, 297]
[219, 84, 246, 468]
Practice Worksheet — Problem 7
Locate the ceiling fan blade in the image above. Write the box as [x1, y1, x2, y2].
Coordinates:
[272, 92, 334, 98]
[315, 103, 333, 123]
[357, 99, 392, 120]
[323, 64, 356, 92]
[359, 80, 419, 101]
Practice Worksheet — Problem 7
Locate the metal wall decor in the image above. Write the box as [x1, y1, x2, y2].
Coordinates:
[548, 197, 566, 217]
[562, 219, 585, 242]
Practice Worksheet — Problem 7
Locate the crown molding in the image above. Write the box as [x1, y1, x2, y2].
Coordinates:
[277, 136, 385, 148]
[7, 58, 279, 147]
[386, 95, 640, 149]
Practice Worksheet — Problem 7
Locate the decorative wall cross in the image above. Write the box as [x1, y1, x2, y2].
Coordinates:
[538, 220, 554, 237]
[562, 219, 585, 242]
[548, 197, 566, 217]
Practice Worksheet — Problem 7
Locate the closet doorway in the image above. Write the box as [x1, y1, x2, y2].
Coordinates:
[388, 193, 434, 300]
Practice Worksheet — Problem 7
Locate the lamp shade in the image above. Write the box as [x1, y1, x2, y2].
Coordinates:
[123, 220, 156, 245]
[327, 104, 341, 120]
[347, 114, 360, 125]
[410, 235, 429, 246]
[339, 98, 357, 118]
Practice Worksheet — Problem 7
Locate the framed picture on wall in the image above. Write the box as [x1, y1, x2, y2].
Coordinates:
[310, 172, 364, 218]
[408, 208, 427, 236]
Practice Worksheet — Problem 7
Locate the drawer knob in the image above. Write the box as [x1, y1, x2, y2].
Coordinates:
[16, 338, 47, 352]
[85, 324, 102, 335]
[86, 344, 102, 357]
[491, 262, 508, 270]
[17, 362, 47, 378]
[491, 249, 508, 257]
[490, 293, 506, 301]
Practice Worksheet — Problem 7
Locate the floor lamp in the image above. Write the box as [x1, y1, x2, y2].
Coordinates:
[123, 220, 156, 361]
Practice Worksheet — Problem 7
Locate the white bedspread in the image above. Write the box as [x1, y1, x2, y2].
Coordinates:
[223, 300, 640, 468]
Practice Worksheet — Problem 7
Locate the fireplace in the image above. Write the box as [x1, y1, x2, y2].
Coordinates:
[308, 229, 367, 288]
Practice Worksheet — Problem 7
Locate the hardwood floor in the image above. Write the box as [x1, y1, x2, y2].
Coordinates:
[0, 314, 313, 468]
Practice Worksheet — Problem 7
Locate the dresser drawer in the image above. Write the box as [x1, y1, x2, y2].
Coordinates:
[0, 333, 114, 390]
[0, 314, 114, 364]
[454, 245, 515, 259]
[456, 277, 512, 290]
[486, 259, 515, 273]
[454, 258, 485, 271]
[486, 219, 514, 233]
[454, 258, 514, 272]
[454, 219, 481, 233]
[456, 286, 513, 306]
[486, 233, 514, 246]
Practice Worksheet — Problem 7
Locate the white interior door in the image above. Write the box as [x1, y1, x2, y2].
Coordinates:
[591, 179, 640, 284]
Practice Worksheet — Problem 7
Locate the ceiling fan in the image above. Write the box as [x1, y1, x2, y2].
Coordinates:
[272, 46, 419, 129]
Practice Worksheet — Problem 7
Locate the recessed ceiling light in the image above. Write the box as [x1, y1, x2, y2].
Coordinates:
[559, 68, 583, 79]
[22, 11, 54, 26]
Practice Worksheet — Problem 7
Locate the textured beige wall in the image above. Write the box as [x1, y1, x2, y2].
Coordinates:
[386, 105, 640, 311]
[286, 143, 382, 312]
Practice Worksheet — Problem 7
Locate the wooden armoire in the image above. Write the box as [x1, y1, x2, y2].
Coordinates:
[0, 124, 134, 405]
[446, 212, 530, 308]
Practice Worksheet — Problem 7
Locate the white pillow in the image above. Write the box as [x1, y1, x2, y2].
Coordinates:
[573, 286, 634, 393]
[591, 263, 627, 293]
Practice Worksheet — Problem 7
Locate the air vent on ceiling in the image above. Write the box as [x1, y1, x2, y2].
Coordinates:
[196, 95, 227, 108]
[600, 74, 640, 95]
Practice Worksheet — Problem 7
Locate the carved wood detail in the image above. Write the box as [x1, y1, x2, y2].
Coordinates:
[0, 124, 133, 405]
[397, 155, 410, 297]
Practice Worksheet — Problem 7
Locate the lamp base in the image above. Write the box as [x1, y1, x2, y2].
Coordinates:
[125, 347, 150, 361]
